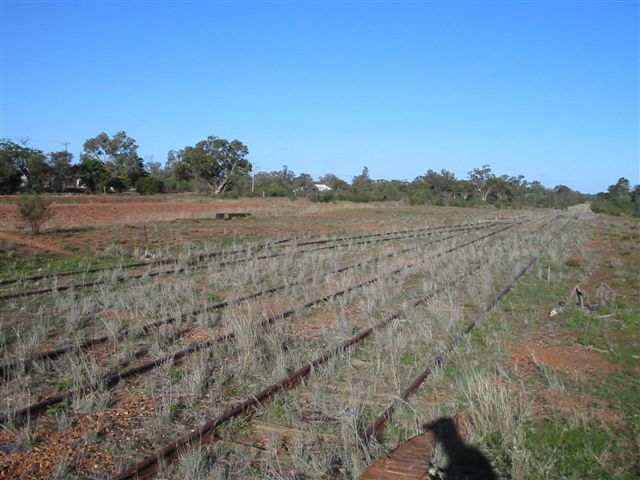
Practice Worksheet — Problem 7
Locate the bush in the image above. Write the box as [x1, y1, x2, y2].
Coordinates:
[105, 177, 128, 193]
[136, 177, 165, 195]
[16, 194, 52, 234]
[219, 191, 239, 199]
[406, 192, 430, 205]
[314, 191, 336, 203]
[590, 199, 623, 216]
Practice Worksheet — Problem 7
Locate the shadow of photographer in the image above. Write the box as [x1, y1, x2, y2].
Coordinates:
[423, 417, 497, 480]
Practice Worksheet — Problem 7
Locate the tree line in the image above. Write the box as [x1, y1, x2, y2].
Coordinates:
[0, 132, 251, 196]
[4, 131, 635, 214]
[590, 177, 640, 216]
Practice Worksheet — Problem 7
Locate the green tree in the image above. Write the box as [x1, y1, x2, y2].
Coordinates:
[415, 169, 462, 200]
[318, 173, 349, 191]
[81, 131, 146, 187]
[525, 180, 549, 206]
[250, 167, 296, 197]
[0, 142, 23, 193]
[48, 151, 73, 192]
[351, 166, 373, 199]
[293, 173, 315, 196]
[607, 178, 632, 208]
[0, 139, 45, 193]
[145, 161, 163, 177]
[631, 184, 640, 216]
[591, 178, 637, 216]
[169, 136, 251, 195]
[25, 151, 51, 192]
[136, 176, 165, 195]
[80, 157, 109, 193]
[468, 164, 495, 202]
[553, 185, 578, 210]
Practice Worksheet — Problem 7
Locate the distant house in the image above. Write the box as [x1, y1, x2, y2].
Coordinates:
[314, 184, 332, 192]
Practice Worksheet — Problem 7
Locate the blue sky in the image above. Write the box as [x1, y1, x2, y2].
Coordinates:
[1, 1, 638, 193]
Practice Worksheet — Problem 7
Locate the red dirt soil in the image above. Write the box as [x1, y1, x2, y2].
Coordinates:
[0, 196, 340, 230]
[508, 338, 619, 378]
[0, 394, 156, 479]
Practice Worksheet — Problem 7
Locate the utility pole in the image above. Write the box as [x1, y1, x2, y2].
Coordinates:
[62, 142, 70, 158]
[251, 165, 259, 194]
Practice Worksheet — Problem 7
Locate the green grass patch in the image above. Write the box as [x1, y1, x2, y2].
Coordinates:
[262, 398, 290, 426]
[46, 404, 69, 417]
[55, 378, 73, 391]
[535, 290, 640, 478]
[169, 367, 184, 381]
[399, 352, 419, 366]
[61, 242, 81, 252]
[217, 416, 253, 437]
[207, 293, 224, 304]
[0, 249, 133, 282]
[524, 417, 635, 479]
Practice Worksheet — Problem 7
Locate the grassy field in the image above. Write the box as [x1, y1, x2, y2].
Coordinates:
[0, 196, 636, 479]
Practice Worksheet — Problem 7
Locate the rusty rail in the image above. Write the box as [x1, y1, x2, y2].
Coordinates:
[0, 220, 506, 301]
[0, 235, 295, 287]
[0, 221, 516, 424]
[363, 215, 572, 444]
[0, 222, 501, 381]
[111, 220, 527, 480]
[0, 219, 507, 289]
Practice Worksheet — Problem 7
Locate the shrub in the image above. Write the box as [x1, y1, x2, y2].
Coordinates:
[406, 192, 429, 205]
[16, 194, 52, 234]
[314, 191, 336, 203]
[136, 177, 165, 195]
[105, 177, 128, 193]
[219, 191, 239, 199]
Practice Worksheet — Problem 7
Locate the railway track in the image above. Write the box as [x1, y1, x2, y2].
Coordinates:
[0, 221, 502, 381]
[108, 216, 546, 479]
[362, 215, 572, 446]
[1, 221, 516, 423]
[0, 236, 295, 288]
[0, 214, 565, 480]
[0, 220, 507, 302]
[1, 218, 518, 289]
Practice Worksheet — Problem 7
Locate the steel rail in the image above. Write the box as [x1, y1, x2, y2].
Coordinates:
[111, 219, 527, 480]
[0, 218, 508, 289]
[0, 236, 295, 287]
[0, 219, 507, 299]
[362, 215, 572, 444]
[0, 223, 499, 382]
[0, 223, 513, 423]
[0, 220, 507, 301]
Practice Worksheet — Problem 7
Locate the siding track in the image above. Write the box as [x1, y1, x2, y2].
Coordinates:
[1, 222, 515, 423]
[0, 220, 507, 301]
[0, 214, 569, 480]
[0, 222, 502, 381]
[111, 217, 541, 479]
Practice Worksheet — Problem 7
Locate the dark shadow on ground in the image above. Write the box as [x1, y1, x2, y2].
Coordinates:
[423, 417, 497, 480]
